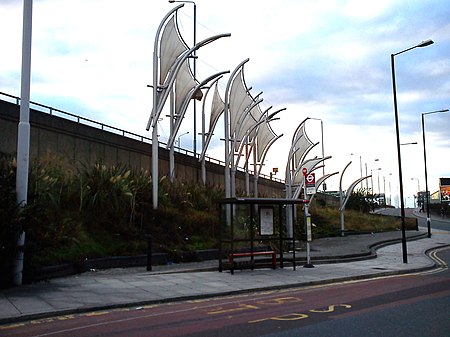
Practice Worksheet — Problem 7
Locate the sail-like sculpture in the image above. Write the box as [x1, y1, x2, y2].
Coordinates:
[148, 9, 189, 129]
[285, 119, 317, 199]
[209, 83, 225, 133]
[174, 60, 197, 115]
[291, 123, 315, 170]
[228, 69, 254, 137]
[149, 4, 230, 209]
[235, 103, 261, 152]
[198, 82, 225, 162]
[159, 15, 189, 86]
[256, 120, 279, 165]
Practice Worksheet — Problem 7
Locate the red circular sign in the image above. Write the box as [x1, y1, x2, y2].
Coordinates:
[306, 173, 315, 184]
[302, 167, 308, 176]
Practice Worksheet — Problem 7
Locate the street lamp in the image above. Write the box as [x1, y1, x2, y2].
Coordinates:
[364, 158, 379, 192]
[350, 153, 363, 189]
[411, 177, 420, 192]
[411, 177, 420, 208]
[391, 38, 434, 263]
[177, 131, 190, 148]
[422, 108, 449, 238]
[14, 0, 33, 286]
[169, 0, 197, 156]
[370, 168, 381, 194]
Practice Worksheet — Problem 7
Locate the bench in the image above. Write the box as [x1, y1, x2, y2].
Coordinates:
[228, 251, 277, 273]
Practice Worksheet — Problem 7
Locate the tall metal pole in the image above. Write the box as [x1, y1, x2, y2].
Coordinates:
[390, 39, 434, 263]
[193, 2, 197, 157]
[377, 171, 381, 196]
[391, 53, 408, 264]
[422, 109, 449, 238]
[14, 0, 33, 286]
[421, 113, 429, 236]
[169, 89, 175, 182]
[320, 120, 325, 189]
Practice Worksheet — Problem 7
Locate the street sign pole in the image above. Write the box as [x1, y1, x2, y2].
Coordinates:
[303, 169, 314, 268]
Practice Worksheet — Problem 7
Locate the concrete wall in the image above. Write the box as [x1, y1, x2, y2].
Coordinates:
[0, 99, 284, 197]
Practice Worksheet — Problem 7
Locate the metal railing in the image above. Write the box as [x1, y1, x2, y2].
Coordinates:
[0, 91, 283, 183]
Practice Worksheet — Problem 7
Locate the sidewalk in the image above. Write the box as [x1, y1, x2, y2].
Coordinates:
[1, 218, 449, 324]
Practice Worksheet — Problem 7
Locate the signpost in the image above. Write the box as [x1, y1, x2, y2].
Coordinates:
[302, 168, 314, 268]
[306, 172, 316, 195]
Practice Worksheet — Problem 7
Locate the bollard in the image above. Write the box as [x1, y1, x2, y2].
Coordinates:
[147, 234, 152, 271]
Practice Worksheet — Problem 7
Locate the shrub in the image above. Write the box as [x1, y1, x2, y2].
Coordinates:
[0, 154, 21, 287]
[0, 156, 224, 275]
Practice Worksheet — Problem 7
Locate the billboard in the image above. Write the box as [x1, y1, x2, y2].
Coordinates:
[439, 178, 450, 202]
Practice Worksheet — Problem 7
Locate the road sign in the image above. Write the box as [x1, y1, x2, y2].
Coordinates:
[306, 173, 316, 195]
[306, 173, 315, 186]
[302, 167, 308, 176]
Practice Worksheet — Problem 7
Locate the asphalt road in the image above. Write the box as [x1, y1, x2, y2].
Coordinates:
[2, 247, 449, 337]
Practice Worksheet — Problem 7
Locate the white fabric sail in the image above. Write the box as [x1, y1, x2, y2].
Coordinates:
[228, 69, 254, 137]
[159, 14, 189, 86]
[233, 108, 258, 152]
[208, 83, 225, 132]
[235, 103, 262, 151]
[291, 124, 314, 170]
[256, 120, 278, 163]
[199, 82, 225, 162]
[174, 60, 197, 114]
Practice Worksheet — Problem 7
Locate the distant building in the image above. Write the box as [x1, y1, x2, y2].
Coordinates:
[440, 177, 450, 202]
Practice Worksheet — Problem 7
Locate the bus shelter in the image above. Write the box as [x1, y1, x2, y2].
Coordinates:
[218, 197, 309, 274]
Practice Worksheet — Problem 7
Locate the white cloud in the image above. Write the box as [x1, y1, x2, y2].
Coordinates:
[341, 0, 393, 19]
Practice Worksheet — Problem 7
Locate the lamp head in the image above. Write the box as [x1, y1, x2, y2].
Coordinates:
[169, 0, 176, 3]
[417, 39, 434, 48]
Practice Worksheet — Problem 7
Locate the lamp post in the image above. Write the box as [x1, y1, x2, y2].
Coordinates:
[411, 177, 420, 192]
[411, 178, 420, 208]
[350, 153, 363, 189]
[169, 0, 197, 156]
[388, 173, 393, 206]
[370, 168, 381, 206]
[177, 131, 190, 148]
[14, 0, 33, 286]
[391, 38, 434, 263]
[364, 158, 379, 193]
[422, 108, 449, 238]
[370, 168, 381, 193]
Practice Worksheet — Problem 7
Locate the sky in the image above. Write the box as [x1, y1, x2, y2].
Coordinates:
[1, 0, 449, 207]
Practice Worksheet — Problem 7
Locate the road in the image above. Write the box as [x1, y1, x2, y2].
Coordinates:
[375, 206, 449, 232]
[1, 247, 449, 337]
